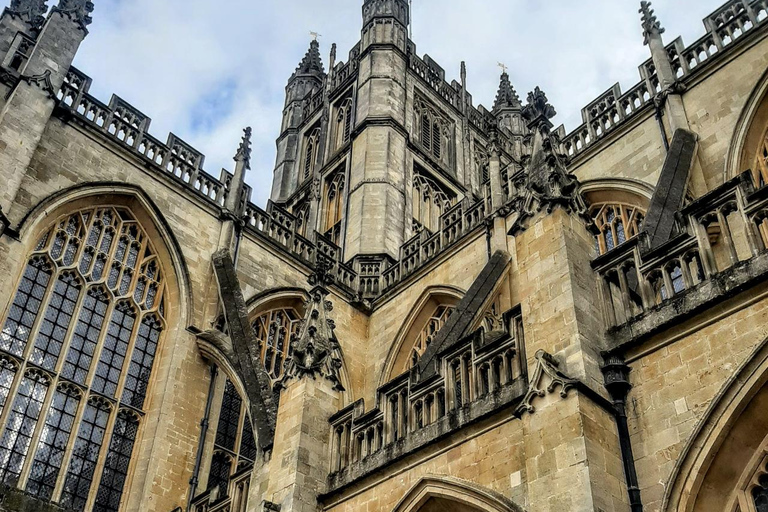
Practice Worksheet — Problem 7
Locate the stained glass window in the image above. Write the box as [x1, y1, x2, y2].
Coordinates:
[0, 206, 167, 509]
[215, 380, 242, 452]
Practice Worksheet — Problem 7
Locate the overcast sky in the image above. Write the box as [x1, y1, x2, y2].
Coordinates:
[72, 0, 726, 206]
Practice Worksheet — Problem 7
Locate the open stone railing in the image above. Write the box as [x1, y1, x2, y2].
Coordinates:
[190, 465, 252, 512]
[594, 171, 768, 328]
[561, 0, 768, 159]
[328, 310, 524, 486]
[57, 67, 235, 208]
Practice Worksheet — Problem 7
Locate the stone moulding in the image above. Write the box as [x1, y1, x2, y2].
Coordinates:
[515, 350, 578, 416]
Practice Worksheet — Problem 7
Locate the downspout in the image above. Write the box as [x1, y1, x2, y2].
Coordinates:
[187, 363, 218, 511]
[603, 355, 643, 512]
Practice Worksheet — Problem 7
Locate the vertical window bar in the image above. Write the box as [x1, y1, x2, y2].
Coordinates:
[92, 303, 136, 398]
[25, 384, 81, 500]
[215, 380, 241, 452]
[30, 272, 81, 372]
[0, 259, 52, 357]
[207, 451, 232, 498]
[0, 371, 49, 486]
[0, 358, 18, 418]
[59, 398, 111, 512]
[62, 287, 110, 386]
[120, 315, 161, 409]
[93, 410, 139, 512]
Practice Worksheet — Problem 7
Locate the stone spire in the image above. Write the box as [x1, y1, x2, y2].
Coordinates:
[640, 1, 664, 45]
[493, 72, 521, 112]
[8, 0, 48, 29]
[292, 39, 325, 78]
[280, 257, 344, 390]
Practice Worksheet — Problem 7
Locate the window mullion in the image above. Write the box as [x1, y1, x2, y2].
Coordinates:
[82, 299, 119, 391]
[49, 389, 88, 503]
[81, 404, 119, 512]
[0, 356, 31, 448]
[15, 375, 58, 490]
[17, 265, 59, 363]
[51, 280, 90, 377]
[112, 312, 146, 406]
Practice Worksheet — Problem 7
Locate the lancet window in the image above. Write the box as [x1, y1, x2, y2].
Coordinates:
[202, 377, 258, 501]
[0, 206, 167, 511]
[414, 97, 452, 167]
[293, 202, 311, 238]
[335, 98, 354, 149]
[412, 171, 455, 233]
[591, 203, 646, 255]
[324, 171, 346, 246]
[303, 127, 321, 182]
[251, 308, 301, 381]
[754, 125, 768, 188]
[410, 305, 454, 368]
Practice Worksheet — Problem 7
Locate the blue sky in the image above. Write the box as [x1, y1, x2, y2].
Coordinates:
[73, 0, 727, 207]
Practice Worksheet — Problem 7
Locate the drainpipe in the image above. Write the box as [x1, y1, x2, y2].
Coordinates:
[603, 355, 643, 512]
[187, 363, 218, 511]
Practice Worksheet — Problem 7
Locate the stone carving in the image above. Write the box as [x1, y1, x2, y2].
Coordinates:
[53, 0, 94, 31]
[8, 0, 47, 29]
[508, 87, 589, 234]
[20, 69, 56, 99]
[234, 126, 252, 170]
[279, 257, 345, 390]
[515, 350, 578, 416]
[640, 1, 664, 45]
[493, 71, 521, 112]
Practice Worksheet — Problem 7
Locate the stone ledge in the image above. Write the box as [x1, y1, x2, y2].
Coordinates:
[0, 484, 65, 512]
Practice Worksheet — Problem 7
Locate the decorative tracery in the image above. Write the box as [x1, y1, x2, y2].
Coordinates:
[590, 203, 646, 255]
[251, 308, 301, 381]
[335, 98, 354, 149]
[324, 171, 345, 246]
[414, 97, 452, 168]
[303, 127, 321, 182]
[0, 206, 166, 510]
[412, 172, 455, 233]
[409, 305, 454, 368]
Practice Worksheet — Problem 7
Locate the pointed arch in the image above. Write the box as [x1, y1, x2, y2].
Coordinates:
[725, 67, 768, 186]
[392, 476, 525, 512]
[662, 336, 768, 512]
[379, 285, 465, 387]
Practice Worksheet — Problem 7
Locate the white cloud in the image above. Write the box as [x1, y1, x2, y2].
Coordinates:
[73, 0, 727, 206]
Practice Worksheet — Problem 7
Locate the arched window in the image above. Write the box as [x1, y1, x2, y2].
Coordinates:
[755, 124, 768, 188]
[591, 203, 646, 255]
[303, 127, 321, 182]
[251, 308, 301, 381]
[202, 377, 257, 501]
[409, 305, 454, 368]
[335, 98, 353, 149]
[0, 206, 166, 511]
[293, 202, 310, 238]
[414, 98, 451, 167]
[412, 172, 454, 234]
[324, 172, 345, 246]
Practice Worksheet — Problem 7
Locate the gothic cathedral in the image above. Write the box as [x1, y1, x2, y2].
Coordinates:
[0, 0, 767, 511]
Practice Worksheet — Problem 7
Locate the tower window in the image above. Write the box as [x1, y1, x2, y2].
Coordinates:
[335, 98, 354, 149]
[414, 97, 451, 166]
[412, 171, 455, 234]
[324, 171, 346, 246]
[303, 127, 321, 182]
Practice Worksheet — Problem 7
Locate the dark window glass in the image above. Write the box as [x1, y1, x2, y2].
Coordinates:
[60, 399, 110, 512]
[0, 358, 17, 417]
[30, 273, 81, 371]
[1, 259, 52, 357]
[239, 415, 257, 464]
[121, 315, 161, 409]
[754, 473, 768, 512]
[207, 451, 231, 497]
[0, 373, 49, 486]
[92, 304, 135, 397]
[26, 386, 80, 500]
[93, 411, 139, 512]
[215, 380, 241, 452]
[62, 287, 109, 385]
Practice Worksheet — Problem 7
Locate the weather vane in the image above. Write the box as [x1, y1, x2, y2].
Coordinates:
[310, 31, 322, 41]
[497, 62, 508, 74]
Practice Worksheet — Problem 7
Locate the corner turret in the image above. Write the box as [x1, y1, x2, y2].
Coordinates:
[361, 0, 409, 51]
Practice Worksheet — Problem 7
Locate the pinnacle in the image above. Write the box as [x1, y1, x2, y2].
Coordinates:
[9, 0, 48, 28]
[640, 1, 665, 45]
[493, 72, 521, 112]
[294, 39, 326, 77]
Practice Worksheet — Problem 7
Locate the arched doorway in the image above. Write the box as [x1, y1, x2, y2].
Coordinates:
[392, 476, 524, 512]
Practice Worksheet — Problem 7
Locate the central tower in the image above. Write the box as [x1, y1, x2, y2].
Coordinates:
[345, 0, 411, 260]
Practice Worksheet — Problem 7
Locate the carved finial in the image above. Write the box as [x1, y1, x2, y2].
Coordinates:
[330, 43, 337, 69]
[493, 70, 521, 112]
[522, 87, 557, 129]
[294, 38, 325, 77]
[309, 255, 333, 288]
[234, 127, 252, 170]
[640, 1, 664, 45]
[8, 0, 48, 29]
[55, 0, 94, 31]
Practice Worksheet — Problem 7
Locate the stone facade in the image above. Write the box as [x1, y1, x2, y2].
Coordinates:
[0, 1, 768, 512]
